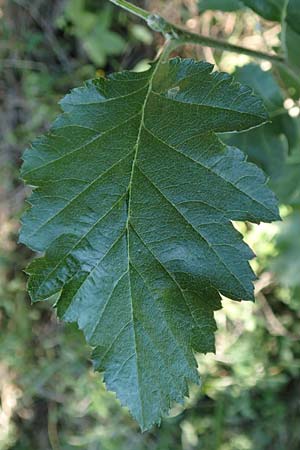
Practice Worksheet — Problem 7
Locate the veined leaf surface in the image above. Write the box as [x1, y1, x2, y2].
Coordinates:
[20, 58, 279, 429]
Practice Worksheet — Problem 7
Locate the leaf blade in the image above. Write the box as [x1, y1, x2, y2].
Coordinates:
[21, 58, 279, 429]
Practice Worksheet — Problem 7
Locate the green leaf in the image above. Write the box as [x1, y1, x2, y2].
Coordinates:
[228, 64, 283, 111]
[272, 212, 300, 306]
[62, 0, 125, 66]
[83, 27, 125, 67]
[20, 58, 279, 430]
[224, 64, 300, 207]
[198, 0, 285, 20]
[242, 0, 285, 21]
[285, 0, 300, 70]
[198, 0, 244, 12]
[224, 64, 297, 179]
[276, 147, 300, 206]
[276, 65, 300, 101]
[276, 0, 300, 100]
[286, 0, 300, 36]
[225, 122, 288, 179]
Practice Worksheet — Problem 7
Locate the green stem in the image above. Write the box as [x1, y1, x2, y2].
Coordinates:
[109, 0, 286, 65]
[157, 39, 179, 63]
[169, 32, 285, 64]
[109, 0, 150, 20]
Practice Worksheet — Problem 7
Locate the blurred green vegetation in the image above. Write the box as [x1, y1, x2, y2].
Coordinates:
[1, 1, 300, 449]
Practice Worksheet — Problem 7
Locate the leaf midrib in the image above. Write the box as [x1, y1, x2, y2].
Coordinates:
[125, 62, 159, 427]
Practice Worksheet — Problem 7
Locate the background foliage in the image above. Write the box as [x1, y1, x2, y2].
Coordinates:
[1, 0, 299, 448]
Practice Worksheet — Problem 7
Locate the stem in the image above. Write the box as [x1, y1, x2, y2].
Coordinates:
[157, 38, 179, 63]
[170, 32, 285, 64]
[109, 0, 150, 20]
[109, 0, 286, 65]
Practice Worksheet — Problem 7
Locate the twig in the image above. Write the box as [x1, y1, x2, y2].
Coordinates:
[109, 0, 287, 65]
[109, 0, 149, 20]
[48, 402, 61, 450]
[255, 273, 300, 340]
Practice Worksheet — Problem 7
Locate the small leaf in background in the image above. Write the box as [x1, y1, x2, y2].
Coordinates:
[198, 0, 244, 12]
[20, 57, 279, 429]
[61, 0, 125, 67]
[285, 0, 300, 70]
[224, 63, 299, 186]
[225, 122, 287, 179]
[198, 0, 285, 19]
[277, 65, 300, 101]
[230, 63, 283, 111]
[272, 211, 300, 307]
[83, 26, 125, 67]
[276, 145, 300, 206]
[242, 0, 285, 22]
